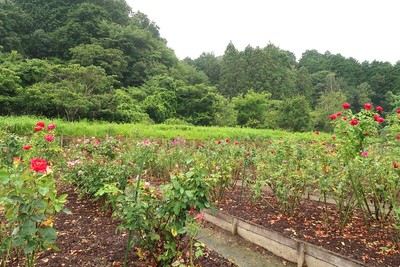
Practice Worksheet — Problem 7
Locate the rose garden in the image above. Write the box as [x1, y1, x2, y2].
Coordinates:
[1, 103, 399, 266]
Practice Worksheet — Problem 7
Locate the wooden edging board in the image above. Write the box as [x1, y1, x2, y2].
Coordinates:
[202, 209, 366, 267]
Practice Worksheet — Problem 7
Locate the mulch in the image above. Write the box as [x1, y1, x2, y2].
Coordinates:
[34, 184, 237, 267]
[216, 185, 400, 267]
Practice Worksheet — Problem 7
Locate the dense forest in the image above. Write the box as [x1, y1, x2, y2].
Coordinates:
[1, 0, 400, 132]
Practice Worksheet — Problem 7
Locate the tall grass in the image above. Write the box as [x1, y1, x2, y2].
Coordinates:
[0, 116, 328, 141]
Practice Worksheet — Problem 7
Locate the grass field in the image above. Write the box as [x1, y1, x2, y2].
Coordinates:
[0, 115, 328, 141]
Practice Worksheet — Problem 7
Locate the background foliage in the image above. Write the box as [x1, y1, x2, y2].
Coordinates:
[1, 0, 400, 132]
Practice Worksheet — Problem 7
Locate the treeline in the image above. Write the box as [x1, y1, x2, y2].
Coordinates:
[1, 0, 400, 132]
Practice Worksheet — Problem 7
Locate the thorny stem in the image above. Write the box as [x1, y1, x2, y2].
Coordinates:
[123, 148, 148, 267]
[239, 158, 248, 204]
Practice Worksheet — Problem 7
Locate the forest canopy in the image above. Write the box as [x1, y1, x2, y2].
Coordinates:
[1, 0, 400, 132]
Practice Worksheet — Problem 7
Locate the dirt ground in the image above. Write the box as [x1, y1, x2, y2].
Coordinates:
[33, 184, 237, 267]
[217, 185, 400, 267]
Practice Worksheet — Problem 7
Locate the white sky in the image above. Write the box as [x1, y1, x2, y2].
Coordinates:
[127, 0, 400, 64]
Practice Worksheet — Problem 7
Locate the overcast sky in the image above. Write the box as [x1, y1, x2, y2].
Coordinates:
[127, 0, 400, 64]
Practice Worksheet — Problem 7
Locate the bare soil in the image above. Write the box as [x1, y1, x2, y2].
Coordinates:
[216, 185, 400, 267]
[34, 184, 237, 267]
[17, 181, 399, 267]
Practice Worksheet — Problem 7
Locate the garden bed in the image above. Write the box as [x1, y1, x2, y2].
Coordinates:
[213, 185, 400, 267]
[33, 184, 237, 267]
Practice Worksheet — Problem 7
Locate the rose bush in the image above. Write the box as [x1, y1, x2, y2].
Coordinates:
[0, 121, 67, 267]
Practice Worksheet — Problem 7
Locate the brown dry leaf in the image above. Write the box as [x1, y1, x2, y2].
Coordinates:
[315, 230, 329, 237]
[303, 234, 313, 239]
[70, 249, 84, 255]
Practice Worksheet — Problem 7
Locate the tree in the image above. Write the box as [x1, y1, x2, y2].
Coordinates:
[175, 84, 219, 125]
[70, 44, 127, 78]
[0, 66, 22, 114]
[13, 58, 52, 86]
[298, 49, 330, 74]
[131, 11, 162, 40]
[295, 67, 314, 106]
[363, 61, 396, 107]
[168, 61, 209, 86]
[312, 91, 347, 132]
[0, 1, 33, 53]
[53, 3, 112, 58]
[211, 94, 237, 127]
[346, 82, 372, 111]
[278, 95, 312, 132]
[232, 90, 270, 128]
[191, 52, 221, 85]
[142, 91, 176, 123]
[18, 64, 117, 121]
[110, 89, 150, 123]
[218, 42, 246, 98]
[96, 20, 178, 86]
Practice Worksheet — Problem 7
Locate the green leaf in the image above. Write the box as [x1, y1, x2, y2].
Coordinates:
[185, 190, 194, 198]
[58, 193, 68, 203]
[20, 219, 36, 236]
[24, 240, 37, 254]
[39, 227, 57, 243]
[54, 202, 64, 212]
[0, 170, 10, 185]
[173, 203, 180, 215]
[173, 180, 180, 190]
[171, 261, 181, 266]
[195, 249, 204, 258]
[39, 186, 49, 196]
[148, 233, 160, 241]
[186, 170, 194, 178]
[63, 208, 72, 214]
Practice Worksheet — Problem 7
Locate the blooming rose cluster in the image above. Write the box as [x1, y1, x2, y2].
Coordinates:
[331, 103, 387, 126]
[25, 121, 57, 174]
[24, 121, 57, 151]
[34, 121, 56, 132]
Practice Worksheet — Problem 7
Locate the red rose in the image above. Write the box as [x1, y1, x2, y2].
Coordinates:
[315, 131, 320, 135]
[234, 141, 239, 145]
[217, 140, 221, 145]
[342, 102, 351, 109]
[394, 162, 399, 169]
[397, 109, 400, 114]
[373, 114, 380, 121]
[45, 134, 54, 142]
[350, 119, 359, 126]
[376, 106, 383, 112]
[330, 114, 337, 120]
[364, 103, 373, 110]
[225, 138, 230, 143]
[30, 158, 48, 173]
[23, 145, 32, 151]
[396, 135, 400, 140]
[336, 112, 342, 117]
[36, 121, 45, 127]
[376, 117, 384, 123]
[47, 123, 56, 130]
[34, 126, 43, 131]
